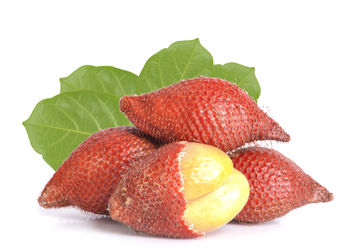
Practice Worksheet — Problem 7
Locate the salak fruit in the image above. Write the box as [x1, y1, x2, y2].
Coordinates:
[38, 126, 158, 214]
[108, 142, 250, 238]
[228, 147, 333, 223]
[120, 77, 290, 152]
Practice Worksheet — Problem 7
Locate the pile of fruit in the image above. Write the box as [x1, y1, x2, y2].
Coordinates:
[38, 77, 332, 238]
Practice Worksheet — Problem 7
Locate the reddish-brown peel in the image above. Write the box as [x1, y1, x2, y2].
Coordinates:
[229, 147, 333, 223]
[108, 142, 202, 238]
[120, 77, 290, 152]
[38, 126, 158, 214]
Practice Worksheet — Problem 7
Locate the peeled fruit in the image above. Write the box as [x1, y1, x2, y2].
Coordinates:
[108, 142, 250, 238]
[38, 126, 158, 214]
[229, 147, 333, 223]
[120, 76, 290, 152]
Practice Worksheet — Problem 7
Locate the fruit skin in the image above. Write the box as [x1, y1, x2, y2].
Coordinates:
[120, 77, 290, 152]
[38, 126, 158, 215]
[108, 142, 249, 238]
[228, 147, 333, 223]
[108, 142, 200, 238]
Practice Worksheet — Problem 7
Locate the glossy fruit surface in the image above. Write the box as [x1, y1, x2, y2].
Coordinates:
[108, 142, 249, 238]
[120, 77, 290, 151]
[38, 126, 158, 214]
[229, 147, 333, 223]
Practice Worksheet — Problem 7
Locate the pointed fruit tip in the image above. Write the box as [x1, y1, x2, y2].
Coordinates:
[281, 132, 291, 142]
[268, 123, 291, 143]
[313, 184, 333, 203]
[38, 185, 68, 209]
[119, 96, 129, 113]
[120, 95, 137, 114]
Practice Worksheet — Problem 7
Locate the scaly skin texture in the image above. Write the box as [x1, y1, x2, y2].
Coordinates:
[108, 142, 202, 238]
[229, 147, 333, 223]
[120, 77, 290, 152]
[38, 126, 158, 215]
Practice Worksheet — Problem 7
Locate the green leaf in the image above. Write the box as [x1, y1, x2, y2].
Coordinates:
[59, 39, 214, 97]
[137, 38, 214, 93]
[23, 90, 130, 170]
[203, 63, 261, 101]
[60, 65, 138, 96]
[58, 40, 260, 101]
[24, 38, 262, 170]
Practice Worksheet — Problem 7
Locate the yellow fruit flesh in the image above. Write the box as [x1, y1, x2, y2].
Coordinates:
[184, 169, 250, 232]
[181, 143, 233, 201]
[180, 143, 250, 233]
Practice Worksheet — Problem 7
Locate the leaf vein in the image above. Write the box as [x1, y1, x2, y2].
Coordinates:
[61, 80, 79, 91]
[172, 54, 183, 76]
[54, 104, 79, 130]
[179, 41, 198, 80]
[37, 131, 70, 147]
[237, 68, 254, 85]
[66, 95, 102, 130]
[157, 60, 165, 87]
[111, 71, 127, 95]
[92, 94, 118, 126]
[95, 72, 107, 93]
[23, 122, 91, 136]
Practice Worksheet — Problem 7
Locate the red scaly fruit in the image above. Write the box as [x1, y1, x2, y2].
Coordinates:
[108, 142, 250, 238]
[228, 147, 333, 223]
[38, 126, 159, 215]
[120, 77, 290, 152]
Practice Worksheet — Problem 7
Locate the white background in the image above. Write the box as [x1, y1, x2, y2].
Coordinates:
[1, 0, 349, 251]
